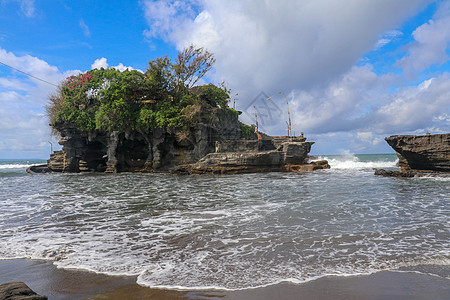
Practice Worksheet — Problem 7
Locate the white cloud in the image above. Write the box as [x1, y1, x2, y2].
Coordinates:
[141, 0, 429, 95]
[91, 57, 109, 69]
[357, 131, 373, 142]
[141, 0, 199, 40]
[0, 49, 148, 157]
[140, 0, 449, 154]
[374, 73, 450, 132]
[20, 0, 34, 17]
[236, 62, 449, 154]
[3, 0, 36, 18]
[374, 30, 403, 49]
[398, 1, 450, 78]
[79, 18, 91, 38]
[0, 47, 79, 158]
[113, 63, 136, 72]
[289, 66, 450, 136]
[0, 47, 77, 104]
[0, 90, 56, 156]
[90, 58, 142, 72]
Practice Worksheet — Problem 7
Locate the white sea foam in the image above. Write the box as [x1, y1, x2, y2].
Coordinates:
[0, 170, 448, 290]
[413, 175, 450, 182]
[318, 154, 398, 170]
[0, 164, 33, 169]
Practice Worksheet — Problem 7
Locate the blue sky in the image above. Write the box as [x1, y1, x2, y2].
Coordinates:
[0, 0, 449, 158]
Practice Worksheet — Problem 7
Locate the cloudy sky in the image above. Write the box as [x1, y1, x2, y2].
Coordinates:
[0, 0, 449, 158]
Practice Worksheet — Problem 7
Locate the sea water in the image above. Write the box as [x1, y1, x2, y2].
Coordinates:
[0, 155, 448, 290]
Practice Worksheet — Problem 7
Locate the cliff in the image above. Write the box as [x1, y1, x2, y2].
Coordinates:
[47, 116, 329, 174]
[43, 54, 327, 174]
[385, 133, 450, 172]
[176, 138, 330, 174]
[47, 106, 242, 173]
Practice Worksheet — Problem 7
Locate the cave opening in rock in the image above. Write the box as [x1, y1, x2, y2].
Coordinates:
[117, 138, 149, 172]
[84, 141, 107, 172]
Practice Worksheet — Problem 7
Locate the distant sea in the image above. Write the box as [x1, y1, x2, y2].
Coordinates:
[0, 154, 448, 290]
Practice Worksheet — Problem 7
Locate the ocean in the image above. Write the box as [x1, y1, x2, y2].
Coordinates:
[0, 154, 448, 291]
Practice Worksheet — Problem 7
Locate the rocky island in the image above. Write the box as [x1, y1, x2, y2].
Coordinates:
[375, 133, 450, 177]
[31, 47, 327, 174]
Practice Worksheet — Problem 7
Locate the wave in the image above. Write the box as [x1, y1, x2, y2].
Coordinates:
[1, 159, 447, 291]
[0, 164, 33, 170]
[317, 154, 398, 170]
[413, 175, 450, 182]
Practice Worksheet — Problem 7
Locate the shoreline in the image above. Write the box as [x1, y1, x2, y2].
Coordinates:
[1, 259, 448, 300]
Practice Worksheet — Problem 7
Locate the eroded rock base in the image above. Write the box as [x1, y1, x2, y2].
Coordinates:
[175, 141, 330, 174]
[374, 168, 450, 178]
[385, 133, 450, 172]
[0, 282, 47, 300]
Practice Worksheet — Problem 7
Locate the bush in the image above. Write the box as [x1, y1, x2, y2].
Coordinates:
[47, 47, 245, 135]
[241, 124, 256, 140]
[197, 84, 230, 108]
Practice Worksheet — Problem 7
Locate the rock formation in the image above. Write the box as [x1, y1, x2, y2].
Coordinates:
[0, 282, 47, 300]
[175, 139, 330, 174]
[47, 107, 242, 173]
[385, 133, 450, 172]
[46, 115, 329, 174]
[374, 168, 449, 178]
[42, 52, 329, 175]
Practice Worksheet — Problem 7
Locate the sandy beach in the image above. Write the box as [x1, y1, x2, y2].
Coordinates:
[1, 259, 448, 300]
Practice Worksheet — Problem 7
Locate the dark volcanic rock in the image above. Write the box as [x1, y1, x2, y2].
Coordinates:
[48, 107, 242, 173]
[47, 99, 325, 174]
[395, 152, 410, 170]
[0, 282, 47, 300]
[26, 165, 50, 174]
[385, 133, 450, 172]
[374, 168, 450, 178]
[175, 141, 329, 174]
[193, 141, 311, 168]
[374, 169, 416, 178]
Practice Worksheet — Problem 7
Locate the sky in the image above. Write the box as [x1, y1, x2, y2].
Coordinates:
[0, 0, 449, 158]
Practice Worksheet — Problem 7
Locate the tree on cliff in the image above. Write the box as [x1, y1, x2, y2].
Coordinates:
[47, 46, 234, 134]
[174, 46, 215, 89]
[145, 45, 216, 94]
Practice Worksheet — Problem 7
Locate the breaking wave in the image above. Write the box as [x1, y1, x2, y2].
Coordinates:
[318, 154, 398, 170]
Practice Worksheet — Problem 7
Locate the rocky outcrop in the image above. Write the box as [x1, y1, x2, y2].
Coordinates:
[374, 168, 450, 178]
[46, 150, 68, 172]
[374, 169, 416, 178]
[385, 133, 450, 172]
[175, 141, 330, 174]
[47, 108, 242, 173]
[26, 165, 50, 174]
[0, 282, 47, 300]
[44, 101, 327, 174]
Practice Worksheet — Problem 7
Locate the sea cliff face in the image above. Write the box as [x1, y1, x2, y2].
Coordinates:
[48, 107, 242, 173]
[385, 133, 450, 172]
[46, 112, 329, 174]
[175, 139, 330, 174]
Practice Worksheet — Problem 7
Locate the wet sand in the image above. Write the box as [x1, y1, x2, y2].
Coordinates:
[0, 259, 449, 300]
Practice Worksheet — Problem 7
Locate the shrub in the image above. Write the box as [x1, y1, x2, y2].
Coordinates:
[241, 123, 256, 140]
[47, 46, 244, 135]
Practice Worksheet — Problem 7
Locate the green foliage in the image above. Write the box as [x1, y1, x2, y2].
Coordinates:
[49, 69, 149, 132]
[47, 48, 243, 135]
[197, 84, 230, 108]
[241, 123, 256, 140]
[226, 108, 240, 117]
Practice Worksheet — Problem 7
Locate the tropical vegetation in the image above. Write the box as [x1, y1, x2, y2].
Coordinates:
[47, 46, 237, 134]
